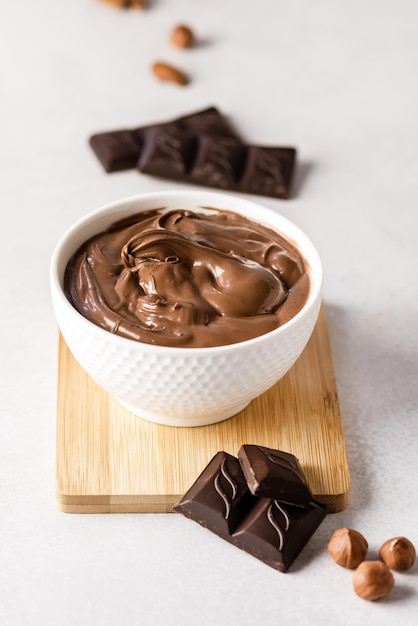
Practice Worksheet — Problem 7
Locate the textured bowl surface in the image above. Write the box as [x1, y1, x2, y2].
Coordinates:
[50, 190, 323, 427]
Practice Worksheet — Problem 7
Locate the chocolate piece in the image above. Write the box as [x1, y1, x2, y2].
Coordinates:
[88, 107, 296, 198]
[89, 107, 238, 173]
[174, 449, 327, 572]
[89, 130, 142, 173]
[138, 129, 296, 198]
[239, 146, 296, 199]
[189, 135, 246, 190]
[138, 125, 197, 179]
[233, 498, 327, 572]
[238, 445, 313, 506]
[174, 451, 256, 535]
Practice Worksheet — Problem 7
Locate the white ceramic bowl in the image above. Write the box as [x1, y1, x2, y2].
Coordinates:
[50, 190, 323, 427]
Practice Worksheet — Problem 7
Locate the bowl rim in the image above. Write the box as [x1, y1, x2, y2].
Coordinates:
[50, 190, 323, 354]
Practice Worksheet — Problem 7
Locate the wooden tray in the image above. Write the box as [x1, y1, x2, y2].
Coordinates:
[56, 305, 350, 514]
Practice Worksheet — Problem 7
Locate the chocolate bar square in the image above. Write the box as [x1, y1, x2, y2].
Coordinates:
[239, 146, 296, 199]
[174, 451, 256, 536]
[233, 498, 327, 572]
[189, 136, 246, 190]
[238, 445, 313, 506]
[138, 125, 197, 179]
[89, 130, 142, 172]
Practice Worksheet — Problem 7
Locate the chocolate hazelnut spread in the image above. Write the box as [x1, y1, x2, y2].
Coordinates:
[64, 208, 310, 347]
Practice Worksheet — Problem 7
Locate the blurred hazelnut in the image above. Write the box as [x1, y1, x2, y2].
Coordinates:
[352, 560, 394, 601]
[170, 24, 195, 48]
[328, 528, 368, 569]
[379, 536, 416, 572]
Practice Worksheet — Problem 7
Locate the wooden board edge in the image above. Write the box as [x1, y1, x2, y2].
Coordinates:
[56, 492, 178, 514]
[56, 491, 349, 515]
[314, 492, 350, 514]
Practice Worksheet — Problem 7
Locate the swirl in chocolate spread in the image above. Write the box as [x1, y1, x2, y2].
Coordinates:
[64, 207, 310, 348]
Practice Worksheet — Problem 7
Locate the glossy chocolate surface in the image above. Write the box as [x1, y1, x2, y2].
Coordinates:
[64, 207, 310, 348]
[175, 450, 327, 572]
[238, 445, 313, 506]
[174, 452, 256, 536]
[233, 497, 327, 572]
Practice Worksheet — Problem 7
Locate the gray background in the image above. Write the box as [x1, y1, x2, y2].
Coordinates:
[1, 1, 417, 624]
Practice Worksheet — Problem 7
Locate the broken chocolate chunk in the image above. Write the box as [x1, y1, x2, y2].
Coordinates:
[89, 129, 142, 173]
[238, 445, 312, 506]
[175, 448, 327, 572]
[239, 146, 296, 199]
[174, 451, 256, 536]
[233, 497, 327, 572]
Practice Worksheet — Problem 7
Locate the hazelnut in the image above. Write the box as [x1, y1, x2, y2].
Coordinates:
[170, 24, 195, 48]
[352, 560, 394, 601]
[328, 528, 368, 569]
[379, 536, 416, 572]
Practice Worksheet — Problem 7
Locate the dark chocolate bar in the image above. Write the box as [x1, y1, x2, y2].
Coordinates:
[138, 125, 296, 199]
[89, 106, 238, 173]
[89, 107, 297, 198]
[174, 449, 327, 572]
[238, 445, 313, 506]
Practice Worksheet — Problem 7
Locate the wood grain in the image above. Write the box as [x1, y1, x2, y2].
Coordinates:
[56, 305, 350, 514]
